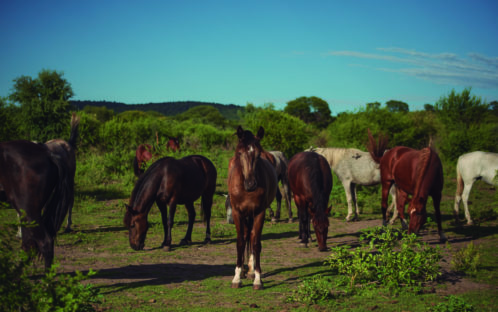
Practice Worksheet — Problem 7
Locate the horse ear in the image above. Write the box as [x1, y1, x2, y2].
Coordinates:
[257, 126, 265, 140]
[236, 126, 244, 139]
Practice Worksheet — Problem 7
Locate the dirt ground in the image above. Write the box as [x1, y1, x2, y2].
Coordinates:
[55, 217, 495, 298]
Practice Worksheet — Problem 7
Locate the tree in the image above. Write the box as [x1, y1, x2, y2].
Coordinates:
[175, 105, 229, 129]
[435, 88, 488, 128]
[284, 96, 332, 129]
[424, 104, 435, 112]
[365, 101, 381, 112]
[9, 69, 74, 141]
[385, 100, 409, 113]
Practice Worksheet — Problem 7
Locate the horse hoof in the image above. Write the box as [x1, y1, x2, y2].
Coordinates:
[271, 218, 277, 223]
[299, 242, 308, 248]
[253, 284, 264, 290]
[179, 239, 191, 246]
[288, 218, 293, 223]
[162, 245, 172, 251]
[231, 282, 242, 289]
[63, 228, 73, 234]
[204, 238, 211, 244]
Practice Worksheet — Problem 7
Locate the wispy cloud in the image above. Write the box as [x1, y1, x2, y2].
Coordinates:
[327, 48, 498, 89]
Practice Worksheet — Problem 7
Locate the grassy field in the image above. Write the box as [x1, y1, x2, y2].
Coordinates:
[1, 149, 497, 311]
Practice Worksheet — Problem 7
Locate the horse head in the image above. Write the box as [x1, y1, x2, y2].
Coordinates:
[235, 126, 264, 192]
[408, 197, 428, 234]
[312, 205, 332, 251]
[124, 204, 149, 251]
[167, 137, 180, 152]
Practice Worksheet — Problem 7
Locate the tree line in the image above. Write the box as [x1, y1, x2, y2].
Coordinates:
[1, 69, 496, 163]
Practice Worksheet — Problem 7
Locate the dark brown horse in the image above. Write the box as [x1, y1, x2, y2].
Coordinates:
[45, 113, 80, 232]
[228, 126, 277, 290]
[133, 143, 154, 177]
[0, 116, 77, 269]
[124, 155, 217, 251]
[367, 130, 447, 242]
[288, 152, 332, 251]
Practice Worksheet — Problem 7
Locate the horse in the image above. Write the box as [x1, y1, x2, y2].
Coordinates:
[167, 137, 180, 152]
[44, 113, 80, 232]
[367, 130, 447, 242]
[454, 151, 498, 225]
[0, 118, 77, 269]
[133, 143, 155, 177]
[288, 152, 332, 251]
[124, 155, 217, 251]
[306, 146, 396, 222]
[266, 151, 293, 223]
[228, 126, 277, 290]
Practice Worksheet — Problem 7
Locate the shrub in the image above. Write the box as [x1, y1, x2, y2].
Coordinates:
[431, 295, 474, 312]
[449, 242, 481, 276]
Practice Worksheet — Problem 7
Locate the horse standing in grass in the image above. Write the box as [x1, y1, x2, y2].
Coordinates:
[124, 155, 217, 251]
[133, 143, 154, 177]
[454, 151, 498, 225]
[228, 126, 277, 290]
[167, 137, 180, 152]
[0, 116, 78, 269]
[367, 130, 446, 242]
[288, 152, 332, 251]
[307, 147, 396, 222]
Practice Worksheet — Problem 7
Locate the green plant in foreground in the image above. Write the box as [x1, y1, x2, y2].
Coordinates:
[286, 274, 334, 304]
[430, 295, 474, 312]
[449, 242, 481, 276]
[0, 223, 102, 311]
[326, 226, 442, 295]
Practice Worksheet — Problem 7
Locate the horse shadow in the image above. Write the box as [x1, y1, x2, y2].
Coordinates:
[88, 263, 234, 293]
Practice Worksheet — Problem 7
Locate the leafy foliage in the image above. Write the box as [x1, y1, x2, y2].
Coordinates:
[284, 96, 333, 129]
[0, 223, 101, 311]
[431, 295, 475, 312]
[449, 242, 481, 276]
[326, 226, 442, 294]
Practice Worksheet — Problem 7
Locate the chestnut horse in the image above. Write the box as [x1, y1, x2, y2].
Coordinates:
[133, 143, 154, 177]
[228, 126, 277, 290]
[367, 130, 446, 242]
[288, 152, 332, 251]
[124, 155, 217, 251]
[0, 117, 77, 269]
[167, 137, 180, 152]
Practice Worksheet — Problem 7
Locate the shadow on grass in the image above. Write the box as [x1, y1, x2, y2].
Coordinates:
[90, 263, 234, 293]
[76, 188, 130, 201]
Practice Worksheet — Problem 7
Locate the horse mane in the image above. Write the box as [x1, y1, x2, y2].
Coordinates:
[413, 147, 433, 200]
[367, 129, 389, 163]
[129, 157, 170, 208]
[42, 149, 72, 237]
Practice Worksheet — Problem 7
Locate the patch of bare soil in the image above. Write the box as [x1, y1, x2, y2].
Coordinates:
[55, 217, 495, 299]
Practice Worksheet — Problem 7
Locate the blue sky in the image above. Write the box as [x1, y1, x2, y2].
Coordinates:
[1, 0, 497, 114]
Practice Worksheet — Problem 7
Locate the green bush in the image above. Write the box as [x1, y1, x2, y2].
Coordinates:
[449, 242, 481, 276]
[0, 224, 101, 311]
[431, 295, 474, 312]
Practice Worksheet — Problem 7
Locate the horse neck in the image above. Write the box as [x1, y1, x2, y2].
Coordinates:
[316, 148, 348, 169]
[413, 148, 433, 199]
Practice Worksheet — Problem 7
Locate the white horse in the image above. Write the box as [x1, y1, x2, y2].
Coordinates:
[307, 147, 396, 222]
[454, 151, 498, 225]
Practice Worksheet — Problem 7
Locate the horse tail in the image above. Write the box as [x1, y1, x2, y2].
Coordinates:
[68, 113, 80, 150]
[367, 128, 388, 164]
[413, 147, 432, 198]
[42, 152, 72, 237]
[455, 164, 464, 197]
[309, 155, 330, 223]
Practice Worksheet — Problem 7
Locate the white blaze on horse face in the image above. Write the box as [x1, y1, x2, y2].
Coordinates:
[232, 266, 242, 284]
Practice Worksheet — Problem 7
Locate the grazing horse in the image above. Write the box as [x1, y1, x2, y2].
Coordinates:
[367, 130, 447, 242]
[44, 113, 80, 233]
[167, 137, 180, 152]
[306, 146, 396, 222]
[454, 151, 498, 225]
[228, 126, 277, 290]
[124, 155, 217, 251]
[0, 124, 76, 269]
[288, 152, 332, 251]
[133, 143, 154, 177]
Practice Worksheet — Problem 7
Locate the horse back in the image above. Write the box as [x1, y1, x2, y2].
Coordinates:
[458, 151, 498, 184]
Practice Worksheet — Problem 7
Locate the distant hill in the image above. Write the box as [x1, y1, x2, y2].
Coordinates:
[70, 100, 245, 120]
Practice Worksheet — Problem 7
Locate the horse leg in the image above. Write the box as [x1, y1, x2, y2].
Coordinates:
[166, 202, 177, 250]
[395, 189, 408, 230]
[251, 212, 265, 290]
[461, 183, 474, 225]
[201, 195, 213, 244]
[272, 188, 282, 222]
[64, 206, 73, 233]
[432, 193, 447, 242]
[387, 186, 398, 225]
[245, 217, 255, 279]
[282, 178, 293, 222]
[380, 182, 392, 226]
[350, 183, 359, 221]
[343, 181, 355, 221]
[180, 202, 196, 245]
[157, 201, 170, 249]
[231, 211, 246, 289]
